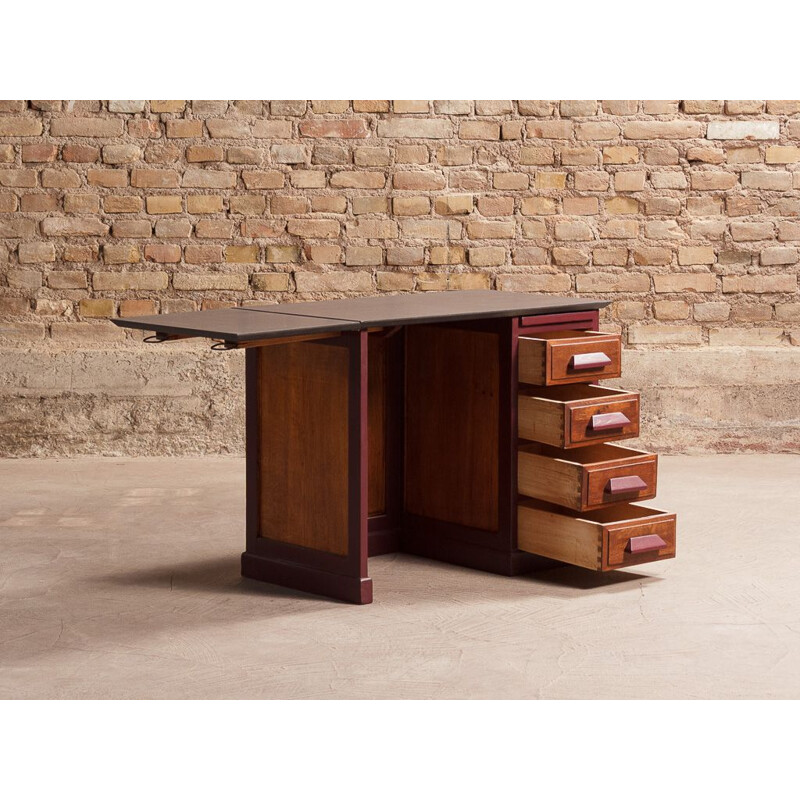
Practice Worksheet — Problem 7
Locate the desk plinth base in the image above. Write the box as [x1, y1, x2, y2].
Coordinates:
[242, 552, 373, 605]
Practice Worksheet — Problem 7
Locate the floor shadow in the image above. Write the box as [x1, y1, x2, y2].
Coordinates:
[93, 555, 351, 605]
[522, 564, 663, 591]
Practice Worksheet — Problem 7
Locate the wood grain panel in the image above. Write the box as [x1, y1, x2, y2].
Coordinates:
[367, 334, 387, 516]
[257, 341, 349, 555]
[405, 325, 499, 532]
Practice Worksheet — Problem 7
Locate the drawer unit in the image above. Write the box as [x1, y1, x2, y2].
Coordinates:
[517, 499, 676, 572]
[519, 330, 622, 386]
[518, 384, 640, 448]
[518, 442, 657, 512]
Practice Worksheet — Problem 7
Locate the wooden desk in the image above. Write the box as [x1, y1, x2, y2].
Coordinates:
[114, 291, 676, 604]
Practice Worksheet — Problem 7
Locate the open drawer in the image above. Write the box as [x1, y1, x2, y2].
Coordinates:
[519, 330, 622, 386]
[518, 384, 640, 448]
[518, 499, 676, 571]
[518, 442, 657, 511]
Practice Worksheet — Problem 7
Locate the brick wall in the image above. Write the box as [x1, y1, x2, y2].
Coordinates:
[1, 100, 799, 455]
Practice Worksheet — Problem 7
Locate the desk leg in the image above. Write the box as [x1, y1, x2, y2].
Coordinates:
[241, 330, 372, 604]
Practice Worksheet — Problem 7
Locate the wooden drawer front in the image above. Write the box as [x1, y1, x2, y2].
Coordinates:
[518, 442, 657, 512]
[518, 384, 640, 449]
[519, 331, 622, 386]
[518, 499, 676, 572]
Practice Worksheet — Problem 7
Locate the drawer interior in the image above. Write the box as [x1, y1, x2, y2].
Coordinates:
[518, 498, 676, 571]
[518, 441, 651, 465]
[518, 383, 630, 402]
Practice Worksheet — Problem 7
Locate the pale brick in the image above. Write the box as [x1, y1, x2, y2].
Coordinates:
[0, 117, 43, 136]
[562, 196, 599, 215]
[434, 194, 473, 215]
[377, 119, 452, 138]
[468, 247, 506, 267]
[517, 101, 555, 116]
[342, 246, 381, 265]
[345, 219, 396, 238]
[600, 219, 638, 239]
[112, 220, 152, 238]
[654, 300, 689, 320]
[354, 147, 391, 167]
[497, 273, 571, 292]
[393, 196, 430, 215]
[396, 146, 429, 164]
[521, 197, 556, 215]
[155, 219, 192, 238]
[574, 172, 610, 191]
[654, 273, 717, 293]
[103, 244, 140, 264]
[450, 273, 492, 290]
[252, 120, 293, 139]
[42, 217, 108, 236]
[575, 121, 619, 141]
[693, 302, 730, 322]
[144, 244, 181, 263]
[386, 247, 424, 266]
[709, 328, 785, 346]
[394, 171, 445, 190]
[525, 120, 573, 139]
[766, 146, 800, 164]
[459, 120, 500, 140]
[628, 325, 703, 344]
[741, 171, 792, 190]
[646, 219, 685, 241]
[493, 172, 528, 190]
[730, 222, 774, 242]
[606, 196, 639, 214]
[521, 220, 548, 238]
[18, 242, 56, 263]
[706, 121, 779, 139]
[535, 172, 566, 189]
[561, 147, 598, 166]
[614, 171, 646, 192]
[93, 271, 168, 290]
[50, 118, 123, 137]
[433, 100, 473, 115]
[466, 220, 515, 239]
[642, 101, 679, 115]
[519, 146, 555, 165]
[682, 100, 723, 114]
[632, 246, 672, 265]
[651, 171, 687, 189]
[174, 273, 248, 291]
[678, 246, 715, 265]
[760, 247, 798, 265]
[603, 146, 638, 164]
[624, 121, 702, 139]
[376, 271, 416, 291]
[555, 221, 594, 241]
[294, 271, 373, 293]
[187, 195, 224, 214]
[691, 171, 738, 190]
[401, 219, 451, 239]
[300, 119, 370, 138]
[352, 196, 389, 215]
[7, 269, 42, 289]
[576, 272, 650, 292]
[330, 171, 385, 189]
[725, 146, 761, 164]
[146, 195, 182, 214]
[472, 100, 510, 115]
[722, 275, 796, 293]
[429, 246, 466, 265]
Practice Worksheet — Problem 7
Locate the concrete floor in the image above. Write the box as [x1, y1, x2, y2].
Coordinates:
[1, 455, 798, 699]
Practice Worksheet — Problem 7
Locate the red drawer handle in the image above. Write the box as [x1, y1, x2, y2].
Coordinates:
[626, 534, 667, 554]
[606, 476, 647, 495]
[591, 411, 630, 431]
[571, 352, 612, 370]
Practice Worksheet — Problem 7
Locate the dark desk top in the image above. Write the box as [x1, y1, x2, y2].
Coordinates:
[113, 291, 609, 343]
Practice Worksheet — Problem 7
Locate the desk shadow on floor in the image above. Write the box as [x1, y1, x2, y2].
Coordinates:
[94, 555, 345, 604]
[523, 564, 662, 592]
